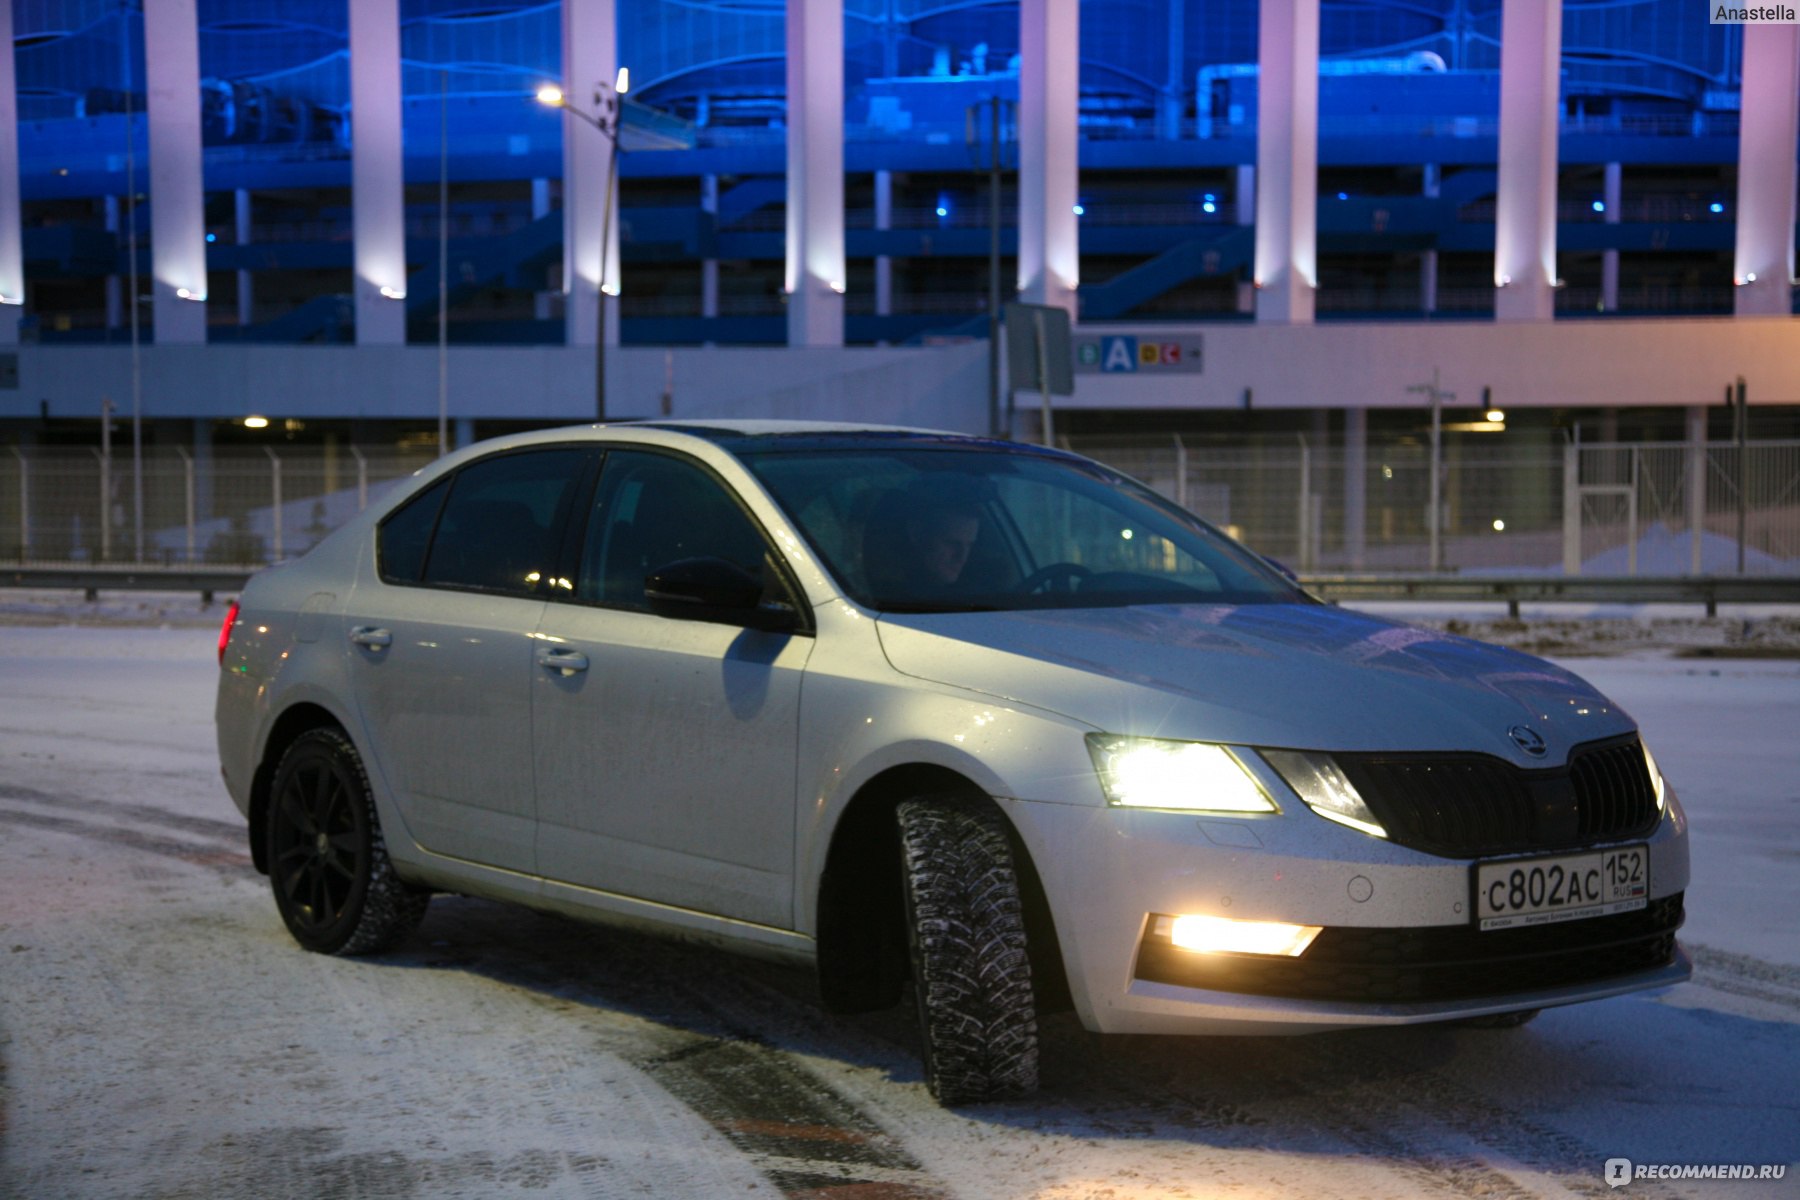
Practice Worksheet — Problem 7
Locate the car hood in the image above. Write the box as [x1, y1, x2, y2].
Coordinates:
[875, 603, 1634, 766]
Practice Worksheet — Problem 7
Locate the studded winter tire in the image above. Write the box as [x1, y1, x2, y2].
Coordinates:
[267, 727, 430, 955]
[896, 795, 1039, 1105]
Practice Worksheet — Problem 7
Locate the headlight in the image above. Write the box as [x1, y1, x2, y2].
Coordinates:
[1086, 735, 1277, 813]
[1261, 749, 1388, 839]
[1641, 739, 1667, 813]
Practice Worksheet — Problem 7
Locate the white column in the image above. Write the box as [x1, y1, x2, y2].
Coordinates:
[562, 0, 618, 347]
[1601, 161, 1620, 311]
[1018, 0, 1079, 317]
[874, 168, 893, 318]
[1253, 0, 1319, 324]
[1734, 24, 1799, 317]
[0, 0, 22, 343]
[701, 174, 720, 319]
[786, 0, 844, 346]
[144, 0, 208, 343]
[350, 0, 406, 344]
[235, 188, 254, 326]
[1494, 0, 1562, 322]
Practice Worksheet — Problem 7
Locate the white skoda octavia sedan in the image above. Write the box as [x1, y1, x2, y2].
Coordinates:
[216, 421, 1689, 1105]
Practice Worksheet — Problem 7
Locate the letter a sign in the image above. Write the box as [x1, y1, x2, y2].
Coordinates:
[1101, 336, 1139, 373]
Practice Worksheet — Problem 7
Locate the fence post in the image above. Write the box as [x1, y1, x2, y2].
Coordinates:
[94, 446, 110, 563]
[265, 446, 283, 563]
[175, 446, 195, 563]
[1627, 448, 1640, 576]
[1685, 422, 1706, 575]
[12, 447, 27, 561]
[1562, 436, 1581, 576]
[352, 446, 367, 510]
[1297, 436, 1312, 571]
[1173, 435, 1188, 510]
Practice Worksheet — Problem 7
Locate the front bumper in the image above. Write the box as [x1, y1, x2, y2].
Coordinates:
[999, 787, 1690, 1036]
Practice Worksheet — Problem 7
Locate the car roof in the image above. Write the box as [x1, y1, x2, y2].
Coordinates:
[464, 419, 1075, 460]
[635, 420, 1042, 455]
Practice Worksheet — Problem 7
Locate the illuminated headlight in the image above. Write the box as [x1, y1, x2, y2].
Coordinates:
[1262, 749, 1388, 839]
[1086, 735, 1277, 813]
[1641, 740, 1667, 814]
[1150, 913, 1322, 957]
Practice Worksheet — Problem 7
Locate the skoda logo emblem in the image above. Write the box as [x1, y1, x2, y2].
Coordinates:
[1508, 725, 1548, 757]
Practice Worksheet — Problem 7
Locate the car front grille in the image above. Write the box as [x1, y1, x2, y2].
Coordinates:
[1333, 734, 1661, 859]
[1134, 894, 1684, 1004]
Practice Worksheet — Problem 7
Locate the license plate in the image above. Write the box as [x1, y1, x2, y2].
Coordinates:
[1474, 845, 1649, 931]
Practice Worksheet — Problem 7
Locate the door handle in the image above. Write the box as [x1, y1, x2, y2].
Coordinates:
[535, 646, 589, 676]
[348, 626, 393, 649]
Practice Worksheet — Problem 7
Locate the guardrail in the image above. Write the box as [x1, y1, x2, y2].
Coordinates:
[1302, 574, 1800, 618]
[3, 564, 257, 604]
[5, 564, 1799, 619]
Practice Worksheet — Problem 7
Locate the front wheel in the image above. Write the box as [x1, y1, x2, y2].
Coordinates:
[896, 796, 1039, 1105]
[266, 727, 429, 955]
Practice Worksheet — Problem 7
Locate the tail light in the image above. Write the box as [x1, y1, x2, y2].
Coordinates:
[218, 599, 240, 665]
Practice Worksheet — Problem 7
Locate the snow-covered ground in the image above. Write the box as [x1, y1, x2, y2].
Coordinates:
[1, 620, 1796, 1199]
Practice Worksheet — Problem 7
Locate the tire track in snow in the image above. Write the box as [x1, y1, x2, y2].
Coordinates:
[639, 1034, 949, 1199]
[391, 899, 954, 1199]
[0, 806, 253, 878]
[0, 782, 245, 843]
[1687, 944, 1800, 1013]
[1285, 1032, 1692, 1200]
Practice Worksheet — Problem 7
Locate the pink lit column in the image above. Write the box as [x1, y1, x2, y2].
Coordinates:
[1018, 0, 1078, 316]
[1494, 0, 1562, 322]
[144, 0, 207, 343]
[0, 0, 21, 341]
[785, 0, 844, 346]
[1734, 24, 1799, 317]
[562, 0, 618, 348]
[350, 0, 406, 343]
[1253, 0, 1319, 324]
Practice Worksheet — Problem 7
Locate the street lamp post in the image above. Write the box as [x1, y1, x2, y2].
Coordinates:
[538, 71, 628, 423]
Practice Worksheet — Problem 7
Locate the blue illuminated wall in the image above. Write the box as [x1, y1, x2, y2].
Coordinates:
[6, 0, 1766, 345]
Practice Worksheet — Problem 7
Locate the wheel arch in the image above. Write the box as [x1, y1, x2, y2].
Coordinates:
[248, 701, 348, 875]
[814, 763, 1070, 1016]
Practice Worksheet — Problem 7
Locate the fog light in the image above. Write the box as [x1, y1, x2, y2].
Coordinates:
[1152, 914, 1321, 957]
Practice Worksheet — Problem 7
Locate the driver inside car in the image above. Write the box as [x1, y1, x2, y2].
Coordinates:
[863, 478, 989, 602]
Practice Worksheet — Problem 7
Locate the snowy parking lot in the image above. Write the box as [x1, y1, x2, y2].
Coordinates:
[1, 616, 1797, 1199]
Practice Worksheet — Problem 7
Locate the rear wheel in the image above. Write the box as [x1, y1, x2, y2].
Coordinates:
[896, 795, 1039, 1105]
[267, 728, 429, 955]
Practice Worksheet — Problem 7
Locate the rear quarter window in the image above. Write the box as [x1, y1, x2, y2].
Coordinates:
[377, 477, 449, 583]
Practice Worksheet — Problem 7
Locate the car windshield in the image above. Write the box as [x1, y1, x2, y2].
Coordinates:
[738, 444, 1309, 612]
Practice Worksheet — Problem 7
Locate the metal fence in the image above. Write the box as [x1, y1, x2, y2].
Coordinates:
[1065, 435, 1800, 577]
[2, 436, 1796, 578]
[1, 445, 433, 567]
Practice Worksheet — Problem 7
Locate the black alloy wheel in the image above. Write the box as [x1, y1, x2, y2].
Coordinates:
[267, 727, 428, 955]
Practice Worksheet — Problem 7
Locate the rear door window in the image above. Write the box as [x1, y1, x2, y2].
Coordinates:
[414, 448, 590, 596]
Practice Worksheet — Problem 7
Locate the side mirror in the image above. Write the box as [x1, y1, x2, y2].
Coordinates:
[645, 557, 798, 630]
